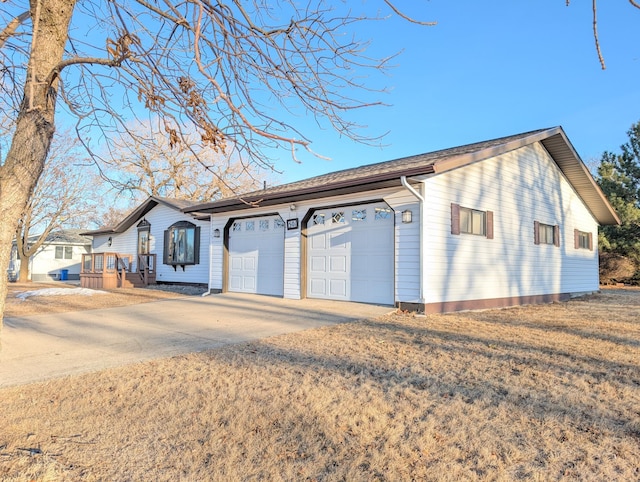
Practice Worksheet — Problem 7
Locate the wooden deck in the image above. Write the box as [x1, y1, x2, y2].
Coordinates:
[80, 253, 157, 289]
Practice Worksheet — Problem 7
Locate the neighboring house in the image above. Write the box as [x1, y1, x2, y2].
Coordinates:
[183, 127, 620, 313]
[10, 230, 93, 282]
[82, 197, 210, 286]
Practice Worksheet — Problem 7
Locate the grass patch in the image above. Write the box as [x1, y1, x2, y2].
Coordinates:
[1, 290, 639, 481]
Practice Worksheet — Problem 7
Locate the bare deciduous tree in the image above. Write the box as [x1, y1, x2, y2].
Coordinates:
[102, 125, 262, 204]
[0, 0, 434, 338]
[14, 133, 99, 282]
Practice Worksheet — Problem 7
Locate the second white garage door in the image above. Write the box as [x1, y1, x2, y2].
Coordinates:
[228, 215, 285, 296]
[307, 202, 395, 305]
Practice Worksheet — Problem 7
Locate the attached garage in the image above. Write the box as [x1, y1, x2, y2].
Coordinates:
[190, 127, 620, 314]
[306, 202, 395, 305]
[228, 215, 285, 296]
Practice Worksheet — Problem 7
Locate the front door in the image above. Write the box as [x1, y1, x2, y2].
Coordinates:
[137, 219, 151, 255]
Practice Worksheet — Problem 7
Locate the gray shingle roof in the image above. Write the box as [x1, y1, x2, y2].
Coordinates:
[183, 127, 620, 225]
[81, 196, 207, 236]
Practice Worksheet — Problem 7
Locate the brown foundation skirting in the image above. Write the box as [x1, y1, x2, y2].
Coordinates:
[397, 292, 578, 314]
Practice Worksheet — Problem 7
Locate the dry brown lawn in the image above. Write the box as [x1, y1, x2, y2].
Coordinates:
[4, 282, 202, 318]
[1, 288, 639, 481]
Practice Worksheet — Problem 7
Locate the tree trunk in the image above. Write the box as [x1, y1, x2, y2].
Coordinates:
[0, 0, 76, 345]
[18, 254, 31, 283]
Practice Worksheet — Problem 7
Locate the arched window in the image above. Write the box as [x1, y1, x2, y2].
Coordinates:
[163, 221, 200, 266]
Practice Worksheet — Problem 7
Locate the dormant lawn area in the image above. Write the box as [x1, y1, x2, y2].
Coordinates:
[1, 289, 639, 481]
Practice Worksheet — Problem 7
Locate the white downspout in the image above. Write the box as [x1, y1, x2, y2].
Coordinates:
[400, 176, 425, 304]
[202, 217, 214, 297]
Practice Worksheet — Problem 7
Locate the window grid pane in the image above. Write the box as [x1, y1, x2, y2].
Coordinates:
[374, 207, 392, 220]
[460, 207, 486, 236]
[352, 209, 366, 221]
[578, 231, 590, 249]
[540, 224, 554, 245]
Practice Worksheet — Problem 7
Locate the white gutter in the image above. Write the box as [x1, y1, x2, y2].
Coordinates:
[400, 176, 425, 303]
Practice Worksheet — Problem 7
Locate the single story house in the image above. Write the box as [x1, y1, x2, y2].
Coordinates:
[9, 230, 93, 282]
[184, 126, 619, 313]
[82, 197, 210, 287]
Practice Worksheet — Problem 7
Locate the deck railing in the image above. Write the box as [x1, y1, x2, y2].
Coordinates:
[80, 253, 155, 289]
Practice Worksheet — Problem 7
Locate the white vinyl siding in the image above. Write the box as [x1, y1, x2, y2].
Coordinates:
[421, 142, 599, 304]
[384, 190, 421, 303]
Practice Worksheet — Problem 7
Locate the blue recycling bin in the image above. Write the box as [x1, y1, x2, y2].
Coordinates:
[60, 269, 69, 281]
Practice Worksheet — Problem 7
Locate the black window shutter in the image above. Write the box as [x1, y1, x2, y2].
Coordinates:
[588, 232, 593, 251]
[451, 203, 460, 235]
[553, 225, 560, 247]
[534, 221, 540, 245]
[574, 229, 579, 249]
[163, 229, 170, 264]
[194, 226, 201, 264]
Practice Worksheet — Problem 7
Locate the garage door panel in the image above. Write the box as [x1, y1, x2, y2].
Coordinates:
[310, 256, 326, 272]
[329, 279, 347, 297]
[311, 235, 326, 249]
[243, 276, 256, 291]
[330, 256, 347, 272]
[309, 279, 326, 297]
[243, 257, 256, 270]
[330, 231, 349, 248]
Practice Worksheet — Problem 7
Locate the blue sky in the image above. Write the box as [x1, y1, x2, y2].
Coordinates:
[272, 1, 640, 184]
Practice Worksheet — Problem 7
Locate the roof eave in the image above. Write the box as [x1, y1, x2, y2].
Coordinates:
[184, 167, 433, 213]
[432, 126, 620, 226]
[540, 130, 620, 226]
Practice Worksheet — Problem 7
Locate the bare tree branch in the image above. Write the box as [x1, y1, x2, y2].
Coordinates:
[0, 10, 29, 49]
[592, 0, 606, 70]
[383, 1, 436, 26]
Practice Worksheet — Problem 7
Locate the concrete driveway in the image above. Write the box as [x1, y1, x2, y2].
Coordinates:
[0, 293, 392, 388]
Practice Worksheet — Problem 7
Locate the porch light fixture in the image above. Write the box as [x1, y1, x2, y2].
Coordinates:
[402, 209, 413, 224]
[290, 204, 297, 211]
[213, 228, 221, 238]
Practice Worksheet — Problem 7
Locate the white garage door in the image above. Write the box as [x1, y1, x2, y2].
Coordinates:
[229, 215, 285, 296]
[307, 202, 394, 305]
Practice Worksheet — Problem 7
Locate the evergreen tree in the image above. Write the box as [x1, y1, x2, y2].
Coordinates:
[597, 122, 640, 272]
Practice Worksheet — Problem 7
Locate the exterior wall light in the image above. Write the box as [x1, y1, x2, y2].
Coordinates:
[213, 228, 221, 238]
[290, 204, 297, 211]
[402, 209, 413, 224]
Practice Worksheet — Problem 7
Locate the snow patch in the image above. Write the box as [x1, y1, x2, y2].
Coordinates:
[16, 287, 108, 301]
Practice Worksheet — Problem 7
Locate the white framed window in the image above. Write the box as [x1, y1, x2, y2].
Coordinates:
[55, 246, 73, 259]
